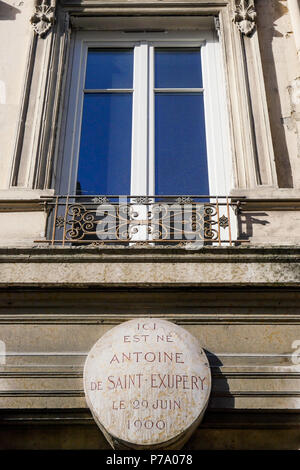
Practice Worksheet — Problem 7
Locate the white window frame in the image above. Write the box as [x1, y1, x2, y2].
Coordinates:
[57, 30, 232, 198]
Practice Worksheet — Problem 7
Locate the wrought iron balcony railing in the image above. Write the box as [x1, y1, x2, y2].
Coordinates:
[36, 195, 244, 247]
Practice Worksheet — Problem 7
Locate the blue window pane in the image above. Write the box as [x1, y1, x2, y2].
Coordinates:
[155, 93, 209, 195]
[85, 49, 133, 89]
[77, 93, 132, 195]
[155, 49, 203, 88]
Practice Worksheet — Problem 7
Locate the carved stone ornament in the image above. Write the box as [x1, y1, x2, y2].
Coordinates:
[233, 0, 257, 36]
[30, 0, 56, 38]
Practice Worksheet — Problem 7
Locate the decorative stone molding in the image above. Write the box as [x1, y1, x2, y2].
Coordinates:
[30, 0, 56, 38]
[233, 0, 256, 36]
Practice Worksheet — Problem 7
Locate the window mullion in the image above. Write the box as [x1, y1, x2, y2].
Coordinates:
[131, 43, 149, 196]
[130, 43, 149, 242]
[148, 44, 155, 197]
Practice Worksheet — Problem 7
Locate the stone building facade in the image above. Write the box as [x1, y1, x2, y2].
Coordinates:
[0, 0, 300, 450]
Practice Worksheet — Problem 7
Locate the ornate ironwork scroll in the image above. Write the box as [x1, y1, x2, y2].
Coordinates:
[35, 195, 242, 247]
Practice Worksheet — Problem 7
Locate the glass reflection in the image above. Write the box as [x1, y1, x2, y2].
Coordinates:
[155, 48, 203, 89]
[155, 93, 209, 196]
[77, 93, 132, 195]
[85, 49, 133, 90]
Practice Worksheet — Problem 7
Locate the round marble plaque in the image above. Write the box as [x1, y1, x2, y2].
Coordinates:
[84, 318, 211, 449]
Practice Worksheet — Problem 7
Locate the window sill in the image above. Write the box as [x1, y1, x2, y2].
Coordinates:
[0, 189, 54, 212]
[0, 245, 300, 288]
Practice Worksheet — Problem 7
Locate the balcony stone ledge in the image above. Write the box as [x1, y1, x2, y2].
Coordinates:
[0, 245, 300, 287]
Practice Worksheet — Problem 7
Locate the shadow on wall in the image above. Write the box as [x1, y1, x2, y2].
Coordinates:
[203, 350, 234, 412]
[256, 0, 293, 188]
[237, 212, 269, 241]
[183, 350, 234, 450]
[0, 1, 21, 20]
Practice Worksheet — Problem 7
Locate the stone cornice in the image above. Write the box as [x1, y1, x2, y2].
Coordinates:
[61, 0, 228, 7]
[0, 200, 47, 213]
[0, 245, 300, 262]
[1, 409, 300, 428]
[60, 0, 228, 16]
[237, 199, 300, 211]
[0, 190, 54, 212]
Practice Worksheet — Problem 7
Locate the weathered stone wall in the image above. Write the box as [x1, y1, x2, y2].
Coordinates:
[256, 0, 300, 188]
[0, 0, 33, 189]
[0, 278, 299, 449]
[1, 0, 300, 450]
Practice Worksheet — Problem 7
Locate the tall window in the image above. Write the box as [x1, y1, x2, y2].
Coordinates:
[58, 31, 232, 197]
[76, 45, 209, 197]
